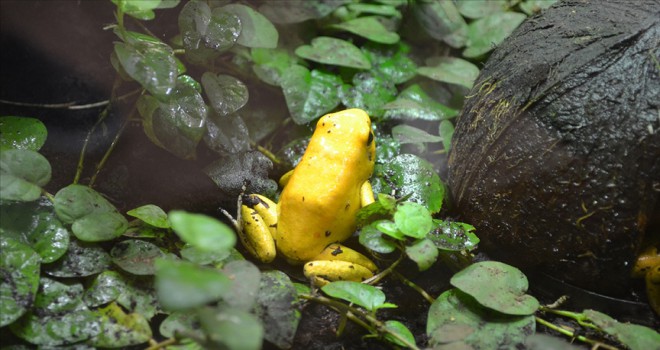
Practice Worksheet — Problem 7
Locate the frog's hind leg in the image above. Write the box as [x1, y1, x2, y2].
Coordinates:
[303, 243, 378, 286]
[240, 194, 278, 263]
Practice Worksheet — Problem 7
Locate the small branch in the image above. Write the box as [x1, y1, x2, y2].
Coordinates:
[363, 251, 405, 285]
[535, 316, 619, 350]
[144, 337, 177, 350]
[393, 271, 435, 304]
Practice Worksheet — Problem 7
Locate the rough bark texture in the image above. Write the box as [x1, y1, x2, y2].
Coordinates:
[448, 0, 660, 296]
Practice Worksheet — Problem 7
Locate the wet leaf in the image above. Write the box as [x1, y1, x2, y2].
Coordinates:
[418, 56, 480, 89]
[251, 47, 300, 86]
[383, 320, 416, 347]
[178, 1, 240, 64]
[412, 0, 467, 48]
[90, 302, 152, 348]
[0, 116, 47, 151]
[204, 113, 250, 155]
[0, 236, 40, 327]
[331, 16, 399, 44]
[339, 72, 397, 118]
[137, 77, 208, 159]
[295, 36, 371, 69]
[405, 238, 438, 271]
[0, 149, 51, 201]
[428, 220, 479, 252]
[280, 65, 342, 124]
[114, 31, 177, 99]
[359, 224, 397, 254]
[9, 310, 99, 346]
[111, 239, 165, 275]
[362, 42, 417, 84]
[204, 151, 277, 197]
[584, 309, 660, 350]
[44, 239, 111, 278]
[160, 311, 203, 339]
[199, 306, 263, 350]
[373, 154, 446, 213]
[254, 271, 301, 349]
[221, 4, 278, 48]
[394, 202, 432, 239]
[439, 119, 454, 151]
[258, 0, 347, 24]
[155, 258, 231, 311]
[180, 243, 232, 265]
[202, 73, 248, 116]
[72, 211, 129, 242]
[221, 260, 261, 310]
[127, 204, 170, 228]
[383, 84, 458, 121]
[392, 124, 443, 145]
[322, 281, 396, 312]
[451, 261, 539, 315]
[84, 271, 158, 319]
[463, 12, 527, 58]
[33, 277, 84, 314]
[169, 211, 236, 254]
[456, 0, 509, 19]
[0, 198, 69, 263]
[427, 289, 535, 349]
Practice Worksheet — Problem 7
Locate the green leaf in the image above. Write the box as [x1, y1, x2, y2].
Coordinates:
[519, 0, 559, 16]
[405, 238, 438, 271]
[394, 202, 432, 239]
[180, 243, 232, 265]
[160, 312, 203, 339]
[347, 3, 401, 17]
[321, 281, 394, 312]
[110, 239, 165, 275]
[137, 76, 208, 159]
[0, 116, 47, 151]
[127, 204, 170, 228]
[258, 0, 348, 24]
[204, 113, 250, 155]
[0, 149, 51, 201]
[54, 185, 128, 242]
[112, 0, 162, 20]
[373, 154, 446, 213]
[427, 289, 535, 349]
[90, 302, 152, 348]
[204, 151, 277, 197]
[450, 261, 539, 315]
[375, 220, 405, 240]
[255, 271, 301, 349]
[280, 65, 342, 124]
[44, 239, 111, 278]
[382, 84, 458, 121]
[199, 307, 263, 350]
[359, 224, 397, 254]
[383, 320, 416, 347]
[331, 16, 399, 44]
[456, 0, 509, 19]
[339, 72, 397, 118]
[0, 236, 40, 327]
[84, 271, 158, 319]
[417, 57, 480, 89]
[178, 1, 240, 64]
[428, 220, 479, 252]
[412, 0, 467, 48]
[361, 42, 417, 84]
[463, 12, 527, 58]
[169, 210, 236, 254]
[113, 32, 177, 99]
[155, 258, 231, 311]
[295, 36, 371, 69]
[583, 309, 660, 350]
[251, 48, 300, 86]
[9, 310, 99, 346]
[0, 198, 70, 263]
[392, 124, 443, 145]
[439, 119, 454, 152]
[202, 73, 248, 116]
[221, 4, 278, 48]
[221, 260, 261, 310]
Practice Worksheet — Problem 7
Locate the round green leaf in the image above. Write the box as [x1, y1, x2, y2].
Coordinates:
[295, 36, 371, 69]
[251, 48, 300, 86]
[405, 238, 438, 271]
[178, 1, 240, 64]
[392, 124, 443, 145]
[450, 261, 540, 316]
[463, 12, 527, 58]
[221, 260, 261, 310]
[0, 116, 47, 151]
[383, 84, 458, 121]
[53, 184, 119, 224]
[202, 73, 248, 116]
[84, 271, 158, 319]
[127, 204, 170, 228]
[111, 239, 165, 275]
[0, 149, 51, 201]
[321, 281, 388, 312]
[373, 154, 446, 213]
[33, 277, 84, 315]
[280, 65, 342, 124]
[394, 202, 432, 239]
[199, 307, 263, 350]
[427, 289, 535, 349]
[331, 16, 399, 44]
[359, 224, 398, 254]
[44, 239, 111, 278]
[83, 271, 124, 307]
[204, 113, 250, 155]
[255, 270, 301, 349]
[155, 258, 231, 311]
[428, 220, 479, 252]
[180, 243, 232, 265]
[456, 0, 508, 19]
[412, 0, 467, 48]
[9, 310, 99, 346]
[417, 57, 480, 89]
[168, 210, 236, 254]
[0, 198, 70, 263]
[339, 72, 397, 118]
[362, 42, 417, 84]
[383, 320, 416, 348]
[90, 302, 152, 348]
[439, 119, 454, 152]
[584, 309, 660, 350]
[204, 151, 277, 197]
[221, 4, 278, 48]
[0, 236, 40, 327]
[71, 211, 128, 242]
[160, 312, 203, 339]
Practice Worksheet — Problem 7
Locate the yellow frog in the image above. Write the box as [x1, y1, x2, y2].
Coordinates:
[239, 108, 378, 285]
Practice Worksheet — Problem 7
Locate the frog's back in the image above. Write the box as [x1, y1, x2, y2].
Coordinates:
[276, 109, 376, 262]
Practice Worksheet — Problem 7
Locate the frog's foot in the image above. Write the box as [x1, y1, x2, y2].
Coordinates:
[239, 194, 278, 263]
[633, 246, 660, 315]
[303, 244, 378, 286]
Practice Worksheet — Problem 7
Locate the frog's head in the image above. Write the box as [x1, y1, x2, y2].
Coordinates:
[315, 108, 376, 167]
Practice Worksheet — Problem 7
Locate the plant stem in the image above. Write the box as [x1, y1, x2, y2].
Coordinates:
[535, 316, 619, 350]
[364, 252, 404, 285]
[89, 102, 136, 187]
[393, 271, 435, 304]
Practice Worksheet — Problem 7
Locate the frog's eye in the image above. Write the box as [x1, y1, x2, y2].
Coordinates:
[367, 131, 374, 146]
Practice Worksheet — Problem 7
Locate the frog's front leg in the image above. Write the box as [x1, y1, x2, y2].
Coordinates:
[304, 243, 378, 286]
[240, 194, 278, 263]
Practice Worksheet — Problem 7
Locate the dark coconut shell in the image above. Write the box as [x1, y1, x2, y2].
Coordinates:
[448, 0, 660, 297]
